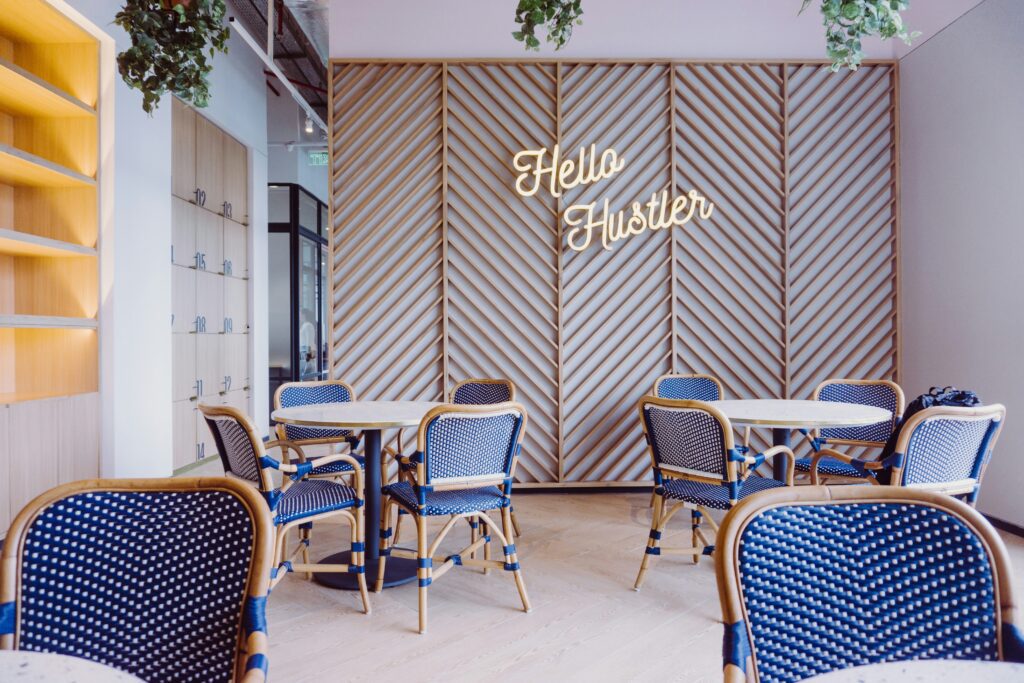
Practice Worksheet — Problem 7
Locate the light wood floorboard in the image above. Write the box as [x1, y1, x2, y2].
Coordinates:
[181, 459, 1024, 682]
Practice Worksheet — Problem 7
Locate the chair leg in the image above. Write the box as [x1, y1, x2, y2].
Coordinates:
[468, 517, 479, 561]
[300, 523, 312, 579]
[417, 515, 430, 634]
[634, 492, 665, 590]
[394, 508, 406, 545]
[691, 510, 702, 565]
[483, 514, 491, 575]
[511, 506, 522, 537]
[351, 510, 371, 615]
[375, 499, 394, 593]
[501, 504, 531, 613]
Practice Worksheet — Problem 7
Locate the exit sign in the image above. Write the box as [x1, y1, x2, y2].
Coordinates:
[308, 151, 328, 166]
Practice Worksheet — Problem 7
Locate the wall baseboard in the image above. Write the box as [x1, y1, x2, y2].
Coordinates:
[985, 514, 1024, 539]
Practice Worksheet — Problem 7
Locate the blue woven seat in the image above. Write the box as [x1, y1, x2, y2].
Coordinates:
[661, 476, 787, 510]
[378, 402, 530, 634]
[200, 404, 371, 611]
[384, 481, 507, 516]
[0, 479, 275, 683]
[276, 479, 358, 524]
[634, 397, 795, 590]
[793, 456, 870, 478]
[715, 486, 1024, 683]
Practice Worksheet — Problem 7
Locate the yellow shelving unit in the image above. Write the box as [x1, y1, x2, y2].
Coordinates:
[0, 0, 103, 533]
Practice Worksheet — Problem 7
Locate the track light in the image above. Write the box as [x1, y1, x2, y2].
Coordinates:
[304, 115, 314, 134]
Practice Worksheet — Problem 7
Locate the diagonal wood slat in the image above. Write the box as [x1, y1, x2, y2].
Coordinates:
[329, 60, 900, 485]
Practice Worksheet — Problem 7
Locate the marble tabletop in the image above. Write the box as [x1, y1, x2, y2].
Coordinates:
[802, 659, 1024, 682]
[272, 400, 442, 429]
[709, 399, 892, 429]
[0, 651, 144, 682]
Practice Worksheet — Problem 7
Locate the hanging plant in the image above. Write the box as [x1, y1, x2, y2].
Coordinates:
[802, 0, 920, 71]
[512, 0, 583, 51]
[114, 0, 231, 114]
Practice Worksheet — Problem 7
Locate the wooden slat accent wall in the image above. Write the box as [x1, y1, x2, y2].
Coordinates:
[329, 59, 900, 486]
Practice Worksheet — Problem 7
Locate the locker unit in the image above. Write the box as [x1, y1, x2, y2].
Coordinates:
[171, 99, 251, 469]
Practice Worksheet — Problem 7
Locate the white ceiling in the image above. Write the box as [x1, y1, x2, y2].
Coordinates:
[325, 0, 987, 60]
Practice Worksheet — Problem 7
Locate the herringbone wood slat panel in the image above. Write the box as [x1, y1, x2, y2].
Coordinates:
[560, 63, 673, 483]
[329, 60, 900, 485]
[446, 64, 560, 482]
[330, 63, 445, 407]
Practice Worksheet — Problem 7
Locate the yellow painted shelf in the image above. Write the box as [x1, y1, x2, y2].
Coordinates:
[0, 228, 96, 257]
[0, 0, 96, 44]
[0, 58, 95, 118]
[0, 314, 98, 330]
[0, 144, 95, 188]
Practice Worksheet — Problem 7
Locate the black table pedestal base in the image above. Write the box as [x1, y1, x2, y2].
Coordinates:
[311, 550, 418, 591]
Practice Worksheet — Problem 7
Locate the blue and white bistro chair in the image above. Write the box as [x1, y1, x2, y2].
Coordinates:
[653, 373, 724, 401]
[796, 378, 904, 484]
[810, 404, 1006, 506]
[200, 404, 371, 613]
[274, 380, 366, 481]
[376, 402, 530, 634]
[633, 397, 794, 590]
[715, 485, 1024, 682]
[0, 477, 275, 683]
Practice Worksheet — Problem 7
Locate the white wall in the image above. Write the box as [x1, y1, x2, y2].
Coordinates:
[71, 0, 271, 475]
[900, 0, 1024, 525]
[328, 0, 977, 60]
[267, 90, 328, 202]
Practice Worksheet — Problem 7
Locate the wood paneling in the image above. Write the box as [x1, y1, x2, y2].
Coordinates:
[172, 97, 196, 202]
[329, 59, 900, 486]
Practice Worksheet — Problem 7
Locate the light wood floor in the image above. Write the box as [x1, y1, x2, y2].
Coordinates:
[237, 487, 1024, 683]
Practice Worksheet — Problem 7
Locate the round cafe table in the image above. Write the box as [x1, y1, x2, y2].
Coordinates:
[271, 400, 441, 591]
[802, 659, 1024, 682]
[709, 399, 892, 480]
[0, 651, 143, 682]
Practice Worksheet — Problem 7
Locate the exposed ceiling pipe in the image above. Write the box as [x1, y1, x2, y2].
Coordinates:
[262, 69, 327, 95]
[230, 16, 327, 134]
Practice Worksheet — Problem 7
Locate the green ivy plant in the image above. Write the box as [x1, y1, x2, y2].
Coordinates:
[802, 0, 920, 71]
[114, 0, 230, 114]
[512, 0, 583, 51]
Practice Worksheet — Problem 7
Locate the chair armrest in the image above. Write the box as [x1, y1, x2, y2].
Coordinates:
[265, 438, 308, 464]
[808, 448, 882, 485]
[762, 445, 796, 485]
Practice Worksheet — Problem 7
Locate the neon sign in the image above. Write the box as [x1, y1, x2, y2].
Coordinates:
[513, 144, 715, 252]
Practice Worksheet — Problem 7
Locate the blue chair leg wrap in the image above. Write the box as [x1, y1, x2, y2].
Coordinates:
[380, 528, 392, 539]
[503, 561, 520, 571]
[724, 621, 752, 671]
[271, 561, 293, 579]
[379, 547, 392, 557]
[469, 520, 479, 530]
[348, 565, 365, 574]
[483, 534, 491, 543]
[351, 542, 365, 552]
[246, 653, 269, 674]
[702, 545, 715, 556]
[503, 544, 516, 555]
[446, 554, 463, 566]
[418, 558, 433, 568]
[299, 522, 313, 530]
[0, 602, 15, 635]
[418, 578, 432, 587]
[300, 538, 310, 547]
[398, 509, 408, 517]
[649, 530, 662, 540]
[645, 547, 661, 556]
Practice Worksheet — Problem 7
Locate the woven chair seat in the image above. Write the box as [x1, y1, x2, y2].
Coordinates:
[794, 456, 872, 478]
[660, 476, 786, 510]
[275, 479, 357, 524]
[384, 481, 507, 516]
[307, 454, 365, 475]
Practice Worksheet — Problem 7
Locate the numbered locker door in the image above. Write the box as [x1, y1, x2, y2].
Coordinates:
[171, 335, 197, 402]
[171, 266, 196, 334]
[195, 334, 221, 460]
[223, 276, 247, 335]
[223, 134, 248, 224]
[223, 219, 248, 279]
[173, 400, 197, 470]
[195, 270, 224, 335]
[222, 389, 249, 417]
[171, 197, 197, 267]
[172, 98, 197, 202]
[195, 116, 224, 214]
[195, 210, 224, 275]
[222, 333, 249, 395]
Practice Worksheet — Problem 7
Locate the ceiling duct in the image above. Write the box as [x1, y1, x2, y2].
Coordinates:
[227, 0, 328, 121]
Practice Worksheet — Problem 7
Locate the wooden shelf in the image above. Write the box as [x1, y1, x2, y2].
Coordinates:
[0, 58, 95, 119]
[0, 314, 97, 330]
[0, 0, 96, 44]
[0, 144, 95, 188]
[0, 228, 96, 258]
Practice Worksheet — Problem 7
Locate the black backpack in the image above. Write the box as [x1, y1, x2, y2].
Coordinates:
[875, 386, 982, 484]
